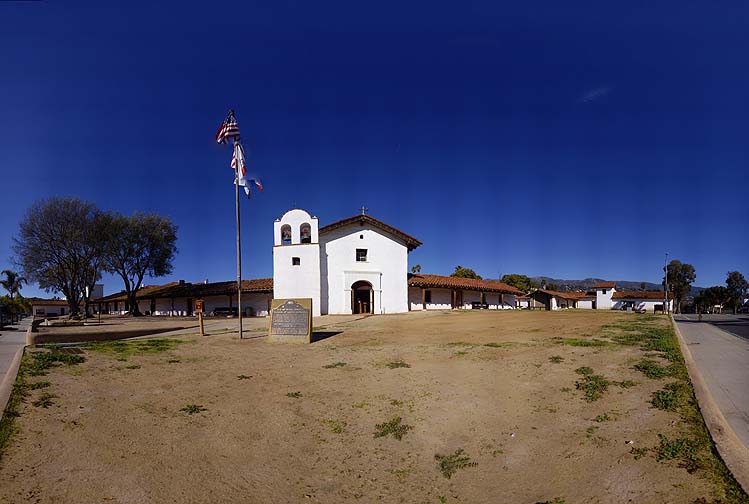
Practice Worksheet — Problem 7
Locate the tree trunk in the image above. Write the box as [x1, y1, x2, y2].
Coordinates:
[128, 292, 142, 316]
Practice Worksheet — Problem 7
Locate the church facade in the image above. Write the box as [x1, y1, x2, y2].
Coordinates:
[273, 208, 422, 316]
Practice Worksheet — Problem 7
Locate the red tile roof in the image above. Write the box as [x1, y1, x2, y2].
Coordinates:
[95, 279, 274, 303]
[408, 274, 524, 295]
[592, 281, 617, 289]
[561, 291, 596, 300]
[532, 289, 594, 301]
[29, 298, 69, 306]
[612, 291, 667, 300]
[319, 214, 422, 251]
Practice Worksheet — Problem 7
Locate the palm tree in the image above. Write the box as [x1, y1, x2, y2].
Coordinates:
[1, 270, 26, 300]
[1, 270, 27, 324]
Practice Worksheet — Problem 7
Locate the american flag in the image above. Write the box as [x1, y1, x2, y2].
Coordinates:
[216, 110, 241, 144]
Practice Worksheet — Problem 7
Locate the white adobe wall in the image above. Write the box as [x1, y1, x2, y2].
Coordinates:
[612, 299, 673, 313]
[460, 290, 482, 308]
[273, 209, 321, 316]
[577, 299, 594, 309]
[550, 296, 559, 310]
[408, 286, 452, 310]
[595, 287, 615, 309]
[322, 224, 408, 315]
[151, 294, 271, 317]
[408, 288, 517, 310]
[243, 293, 271, 316]
[33, 304, 66, 317]
[517, 298, 529, 309]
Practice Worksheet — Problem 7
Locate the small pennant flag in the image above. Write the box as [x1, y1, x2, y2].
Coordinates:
[216, 110, 241, 144]
[231, 143, 263, 198]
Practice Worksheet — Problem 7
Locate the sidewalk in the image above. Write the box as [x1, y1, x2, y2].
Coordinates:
[0, 318, 30, 386]
[0, 317, 31, 416]
[674, 316, 749, 448]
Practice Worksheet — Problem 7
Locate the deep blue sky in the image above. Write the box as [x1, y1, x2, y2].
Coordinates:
[1, 1, 748, 297]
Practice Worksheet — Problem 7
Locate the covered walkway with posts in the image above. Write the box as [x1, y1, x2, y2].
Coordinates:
[407, 273, 524, 311]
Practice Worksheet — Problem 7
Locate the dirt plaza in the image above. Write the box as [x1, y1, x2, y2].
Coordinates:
[0, 310, 742, 504]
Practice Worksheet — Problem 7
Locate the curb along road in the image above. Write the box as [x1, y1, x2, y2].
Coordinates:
[672, 316, 749, 494]
[0, 321, 30, 420]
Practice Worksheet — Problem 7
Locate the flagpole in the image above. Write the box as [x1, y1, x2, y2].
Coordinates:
[235, 139, 243, 339]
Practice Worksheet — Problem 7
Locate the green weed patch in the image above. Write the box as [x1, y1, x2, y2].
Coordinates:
[32, 393, 56, 408]
[28, 351, 85, 376]
[634, 359, 677, 379]
[86, 338, 183, 358]
[484, 342, 516, 348]
[652, 382, 690, 412]
[180, 404, 206, 415]
[0, 356, 31, 461]
[575, 374, 610, 402]
[434, 449, 477, 479]
[323, 362, 347, 369]
[385, 360, 411, 369]
[374, 416, 413, 440]
[555, 338, 611, 347]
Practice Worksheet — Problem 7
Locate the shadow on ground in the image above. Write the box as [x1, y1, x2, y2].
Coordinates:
[311, 331, 342, 343]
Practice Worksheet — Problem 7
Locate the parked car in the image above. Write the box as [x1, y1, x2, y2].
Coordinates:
[209, 307, 238, 317]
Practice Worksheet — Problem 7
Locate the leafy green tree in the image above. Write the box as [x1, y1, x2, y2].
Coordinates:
[547, 283, 559, 292]
[695, 286, 730, 313]
[726, 271, 748, 314]
[0, 295, 31, 323]
[104, 213, 178, 316]
[411, 264, 421, 274]
[451, 265, 481, 279]
[0, 270, 26, 300]
[500, 274, 537, 293]
[640, 282, 647, 290]
[663, 260, 696, 313]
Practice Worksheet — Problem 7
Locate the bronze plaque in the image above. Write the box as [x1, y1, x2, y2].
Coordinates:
[269, 298, 312, 343]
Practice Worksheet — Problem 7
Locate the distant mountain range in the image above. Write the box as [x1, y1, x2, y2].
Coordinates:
[528, 277, 704, 296]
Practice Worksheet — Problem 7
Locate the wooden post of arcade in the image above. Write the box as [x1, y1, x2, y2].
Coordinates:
[196, 299, 205, 336]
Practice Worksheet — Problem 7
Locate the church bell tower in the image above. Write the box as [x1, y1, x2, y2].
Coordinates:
[272, 208, 322, 316]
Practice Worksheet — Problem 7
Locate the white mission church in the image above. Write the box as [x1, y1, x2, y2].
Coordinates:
[91, 207, 524, 317]
[273, 208, 422, 316]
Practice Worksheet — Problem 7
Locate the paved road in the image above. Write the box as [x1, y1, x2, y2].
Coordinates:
[689, 313, 749, 341]
[674, 315, 749, 448]
[0, 318, 30, 387]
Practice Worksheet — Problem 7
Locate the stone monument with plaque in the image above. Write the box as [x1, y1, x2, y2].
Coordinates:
[269, 298, 312, 343]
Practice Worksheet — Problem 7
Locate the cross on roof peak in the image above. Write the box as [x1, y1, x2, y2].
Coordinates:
[359, 205, 369, 215]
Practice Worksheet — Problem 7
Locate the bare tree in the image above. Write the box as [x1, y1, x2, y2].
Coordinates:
[77, 211, 113, 317]
[13, 198, 103, 317]
[103, 212, 177, 316]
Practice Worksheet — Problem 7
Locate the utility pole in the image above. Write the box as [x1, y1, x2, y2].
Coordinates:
[664, 252, 669, 314]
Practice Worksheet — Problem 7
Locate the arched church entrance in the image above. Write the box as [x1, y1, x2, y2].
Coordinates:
[351, 280, 374, 314]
